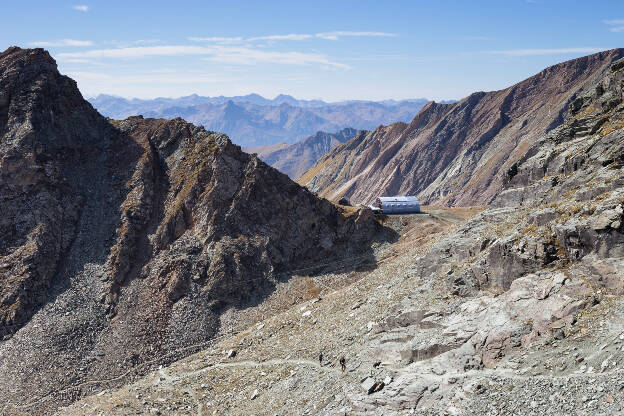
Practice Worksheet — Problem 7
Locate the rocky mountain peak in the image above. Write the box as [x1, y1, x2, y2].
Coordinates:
[0, 47, 384, 415]
[0, 46, 55, 69]
[247, 127, 362, 179]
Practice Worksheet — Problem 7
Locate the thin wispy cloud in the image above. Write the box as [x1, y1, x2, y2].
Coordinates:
[97, 39, 163, 49]
[105, 39, 162, 48]
[63, 58, 98, 63]
[343, 54, 409, 62]
[29, 39, 94, 47]
[204, 48, 350, 69]
[248, 34, 314, 41]
[486, 47, 606, 56]
[188, 36, 244, 43]
[73, 5, 89, 12]
[316, 31, 397, 40]
[604, 19, 624, 33]
[66, 71, 241, 84]
[189, 31, 397, 43]
[132, 39, 161, 45]
[57, 45, 350, 69]
[59, 45, 227, 58]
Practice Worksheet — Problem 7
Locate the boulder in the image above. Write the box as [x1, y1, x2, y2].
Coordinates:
[361, 377, 384, 394]
[361, 377, 376, 394]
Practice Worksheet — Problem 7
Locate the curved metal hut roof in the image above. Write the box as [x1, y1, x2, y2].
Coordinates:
[377, 196, 420, 203]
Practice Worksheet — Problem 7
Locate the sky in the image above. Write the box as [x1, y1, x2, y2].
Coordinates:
[1, 0, 622, 102]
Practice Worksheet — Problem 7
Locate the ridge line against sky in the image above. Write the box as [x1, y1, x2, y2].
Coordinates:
[1, 0, 622, 101]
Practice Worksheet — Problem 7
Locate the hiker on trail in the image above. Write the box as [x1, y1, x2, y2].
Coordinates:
[318, 352, 323, 366]
[339, 356, 346, 372]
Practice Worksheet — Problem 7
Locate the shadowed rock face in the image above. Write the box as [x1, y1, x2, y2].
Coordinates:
[299, 48, 624, 206]
[0, 46, 117, 336]
[0, 47, 381, 415]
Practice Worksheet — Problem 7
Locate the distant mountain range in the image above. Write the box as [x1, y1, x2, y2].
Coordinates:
[243, 127, 360, 179]
[89, 94, 446, 146]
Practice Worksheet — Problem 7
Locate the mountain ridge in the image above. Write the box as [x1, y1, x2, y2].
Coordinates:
[89, 93, 439, 110]
[88, 94, 433, 146]
[3, 44, 624, 416]
[244, 127, 361, 179]
[58, 49, 624, 416]
[299, 48, 624, 206]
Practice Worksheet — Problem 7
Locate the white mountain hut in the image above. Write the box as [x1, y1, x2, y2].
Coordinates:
[369, 196, 420, 215]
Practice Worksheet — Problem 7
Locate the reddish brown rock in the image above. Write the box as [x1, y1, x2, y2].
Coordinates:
[299, 48, 624, 206]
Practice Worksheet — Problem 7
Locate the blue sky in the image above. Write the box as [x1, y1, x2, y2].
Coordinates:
[1, 0, 622, 101]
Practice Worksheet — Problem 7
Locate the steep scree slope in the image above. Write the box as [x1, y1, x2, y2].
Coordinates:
[300, 48, 624, 207]
[0, 47, 381, 415]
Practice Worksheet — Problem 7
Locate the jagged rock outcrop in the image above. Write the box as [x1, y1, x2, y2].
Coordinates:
[0, 47, 381, 415]
[245, 128, 360, 179]
[0, 46, 116, 336]
[299, 48, 624, 207]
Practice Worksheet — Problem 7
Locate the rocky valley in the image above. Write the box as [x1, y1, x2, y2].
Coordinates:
[244, 128, 360, 179]
[0, 43, 623, 416]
